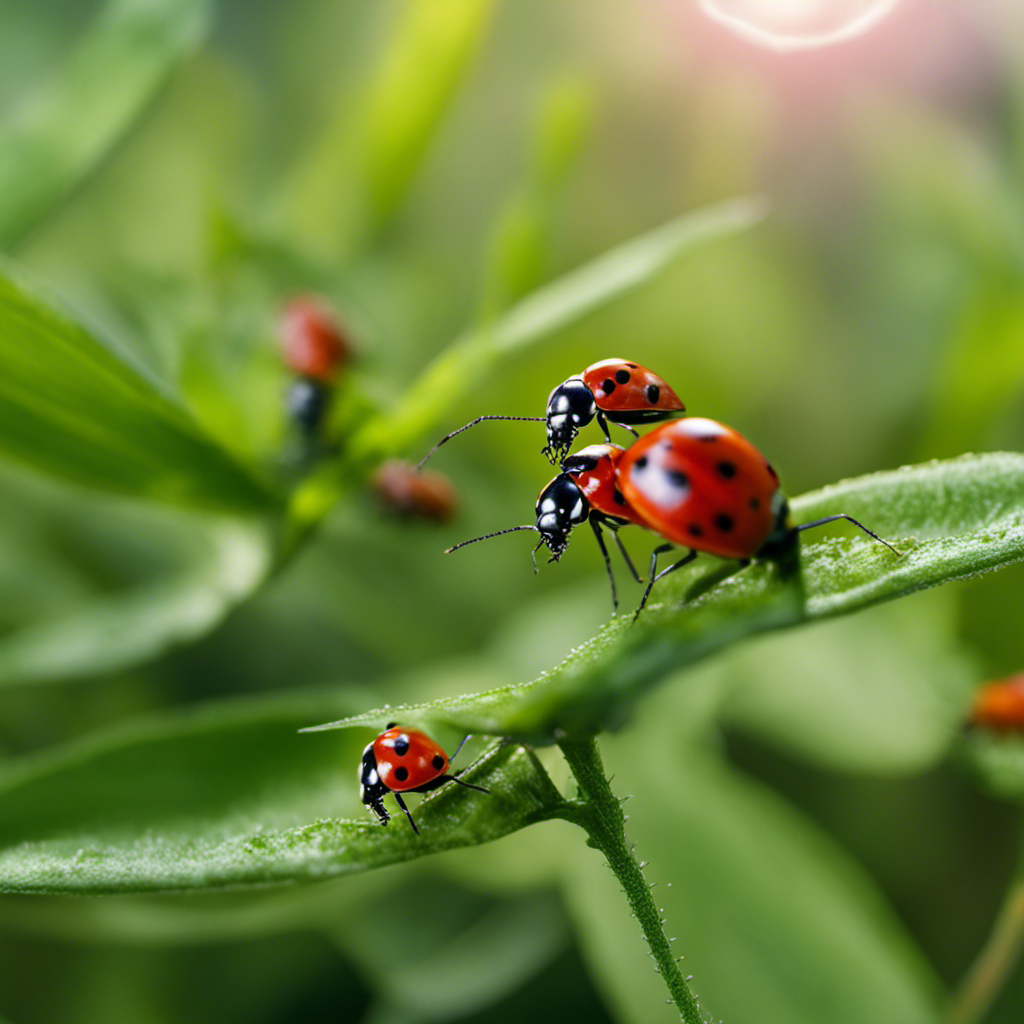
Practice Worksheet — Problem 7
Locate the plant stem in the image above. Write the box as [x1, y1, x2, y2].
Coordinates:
[949, 851, 1024, 1024]
[557, 734, 707, 1024]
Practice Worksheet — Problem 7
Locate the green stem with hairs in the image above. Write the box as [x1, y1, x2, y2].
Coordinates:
[556, 734, 707, 1024]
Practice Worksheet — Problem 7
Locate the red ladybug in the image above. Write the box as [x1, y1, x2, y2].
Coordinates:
[448, 418, 900, 618]
[280, 294, 351, 382]
[371, 460, 458, 523]
[359, 724, 488, 833]
[419, 358, 685, 467]
[447, 443, 646, 610]
[968, 674, 1024, 732]
[280, 295, 352, 438]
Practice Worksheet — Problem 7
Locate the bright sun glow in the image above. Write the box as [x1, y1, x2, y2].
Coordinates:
[698, 0, 902, 50]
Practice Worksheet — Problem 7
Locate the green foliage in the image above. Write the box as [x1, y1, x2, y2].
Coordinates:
[0, 270, 279, 515]
[0, 0, 210, 248]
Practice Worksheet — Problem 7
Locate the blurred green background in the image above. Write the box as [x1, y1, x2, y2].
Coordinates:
[3, 1, 1024, 1022]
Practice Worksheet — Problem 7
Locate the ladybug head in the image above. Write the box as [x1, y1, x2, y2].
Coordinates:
[544, 378, 597, 461]
[535, 473, 590, 560]
[359, 741, 390, 824]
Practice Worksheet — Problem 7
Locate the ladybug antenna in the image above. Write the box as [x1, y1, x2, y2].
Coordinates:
[445, 524, 537, 554]
[417, 415, 546, 470]
[796, 514, 902, 557]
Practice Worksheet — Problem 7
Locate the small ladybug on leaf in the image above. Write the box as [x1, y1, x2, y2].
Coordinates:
[280, 294, 352, 439]
[360, 725, 489, 833]
[448, 418, 901, 619]
[968, 674, 1024, 733]
[419, 358, 685, 468]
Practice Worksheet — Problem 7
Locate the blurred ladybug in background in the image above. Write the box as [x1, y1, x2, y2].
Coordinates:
[447, 443, 646, 610]
[360, 724, 489, 833]
[372, 459, 458, 524]
[968, 674, 1024, 732]
[280, 294, 352, 440]
[448, 418, 901, 619]
[419, 358, 685, 468]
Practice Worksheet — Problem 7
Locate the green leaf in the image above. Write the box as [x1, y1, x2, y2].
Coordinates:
[0, 694, 569, 894]
[0, 0, 210, 248]
[306, 453, 1024, 743]
[277, 0, 495, 255]
[0, 516, 272, 688]
[562, 698, 941, 1023]
[962, 731, 1024, 801]
[349, 196, 768, 462]
[0, 269, 280, 514]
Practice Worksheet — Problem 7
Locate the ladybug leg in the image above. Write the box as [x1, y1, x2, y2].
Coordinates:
[633, 546, 698, 622]
[796, 514, 902, 557]
[392, 792, 420, 834]
[588, 517, 619, 611]
[610, 526, 643, 584]
[445, 774, 490, 794]
[611, 420, 640, 441]
[595, 411, 614, 445]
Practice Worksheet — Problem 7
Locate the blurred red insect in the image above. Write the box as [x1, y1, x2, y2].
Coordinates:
[279, 295, 352, 438]
[372, 460, 458, 523]
[969, 674, 1024, 732]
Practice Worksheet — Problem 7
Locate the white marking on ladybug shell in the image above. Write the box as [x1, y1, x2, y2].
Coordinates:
[675, 417, 729, 439]
[539, 497, 557, 514]
[551, 395, 571, 413]
[569, 497, 585, 521]
[573, 444, 613, 460]
[770, 489, 786, 516]
[538, 512, 559, 532]
[629, 454, 690, 510]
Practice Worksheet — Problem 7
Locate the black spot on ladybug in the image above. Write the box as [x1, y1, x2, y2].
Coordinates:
[668, 470, 689, 489]
[696, 433, 719, 443]
[715, 513, 734, 532]
[627, 363, 638, 368]
[765, 462, 778, 479]
[689, 523, 703, 537]
[602, 378, 616, 394]
[386, 721, 397, 729]
[432, 754, 445, 771]
[394, 737, 410, 756]
[646, 384, 660, 404]
[615, 369, 631, 384]
[635, 455, 648, 469]
[717, 461, 737, 479]
[394, 766, 409, 782]
[749, 496, 761, 510]
[613, 489, 627, 505]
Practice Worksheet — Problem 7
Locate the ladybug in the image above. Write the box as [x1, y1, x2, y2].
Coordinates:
[371, 459, 458, 523]
[418, 358, 685, 468]
[447, 419, 900, 619]
[280, 295, 352, 438]
[359, 724, 488, 833]
[617, 418, 901, 616]
[968, 674, 1024, 732]
[447, 443, 646, 610]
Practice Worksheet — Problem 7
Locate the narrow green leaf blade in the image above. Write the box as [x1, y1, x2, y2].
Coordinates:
[0, 0, 210, 247]
[350, 196, 768, 460]
[278, 0, 494, 254]
[0, 696, 568, 894]
[0, 271, 279, 514]
[306, 453, 1024, 742]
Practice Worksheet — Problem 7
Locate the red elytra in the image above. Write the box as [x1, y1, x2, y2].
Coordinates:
[372, 459, 458, 523]
[617, 418, 780, 561]
[418, 358, 685, 469]
[969, 675, 1024, 732]
[280, 294, 350, 382]
[359, 725, 488, 833]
